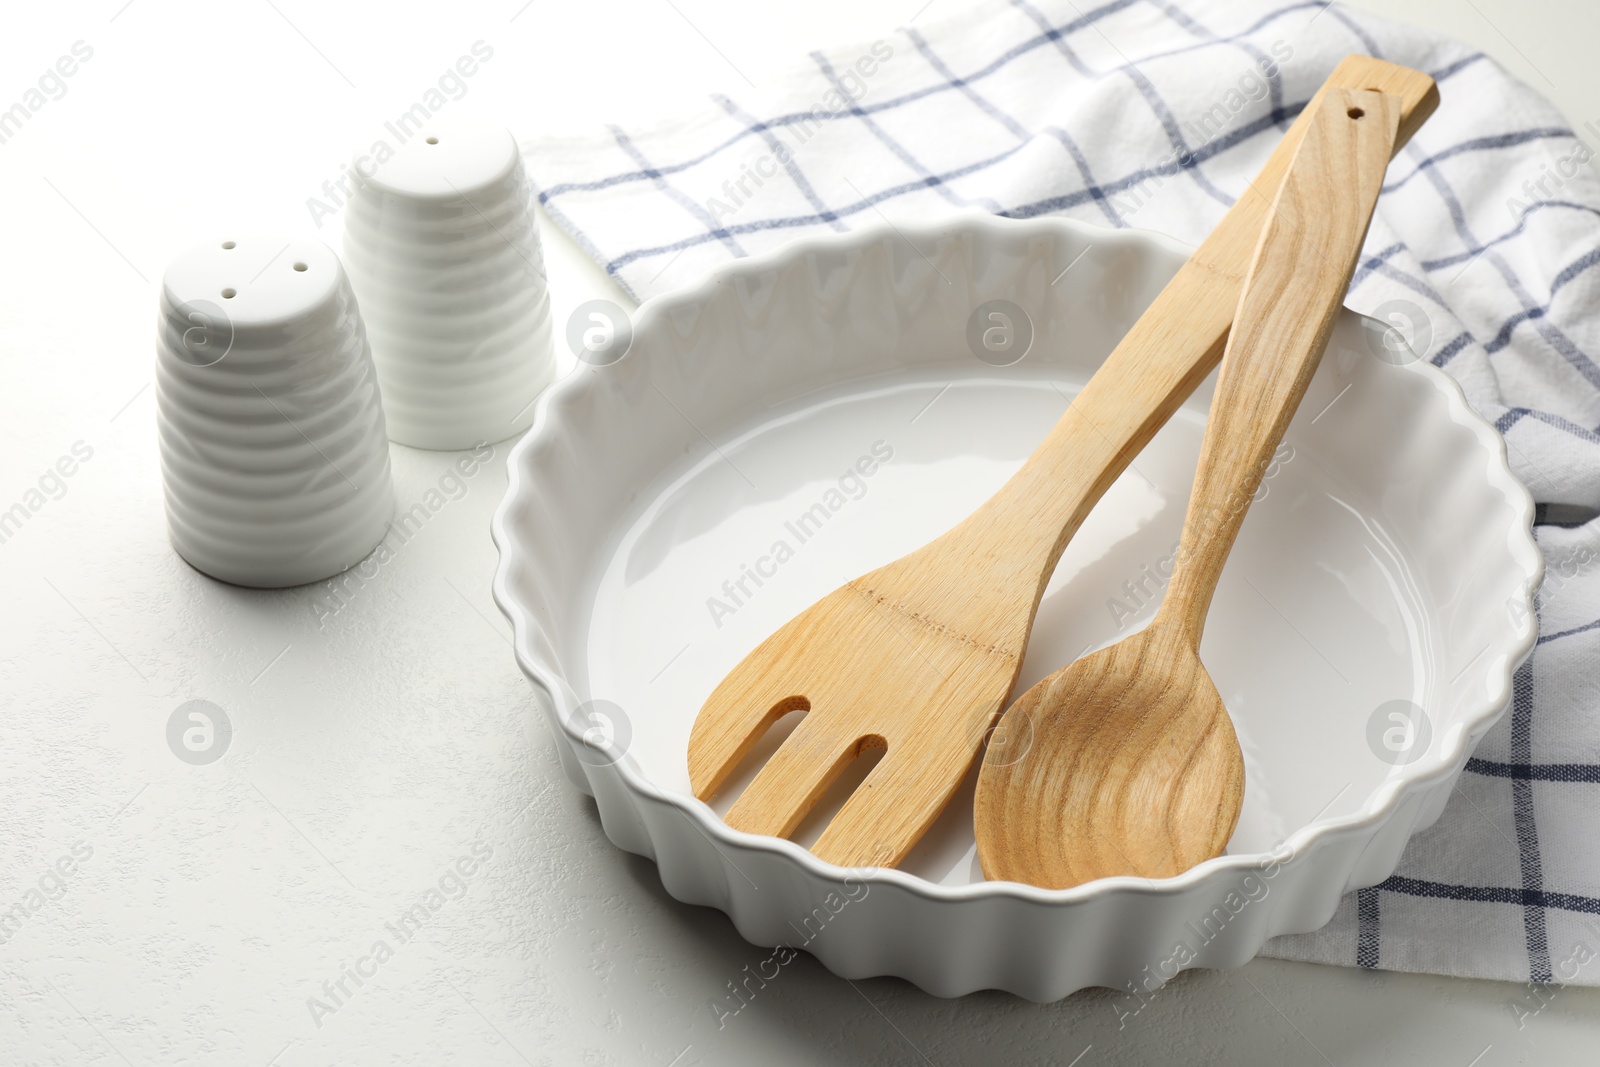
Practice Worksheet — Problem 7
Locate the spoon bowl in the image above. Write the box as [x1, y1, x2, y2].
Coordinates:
[976, 623, 1244, 888]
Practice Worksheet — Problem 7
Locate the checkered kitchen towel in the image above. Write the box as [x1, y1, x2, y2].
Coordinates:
[522, 0, 1600, 986]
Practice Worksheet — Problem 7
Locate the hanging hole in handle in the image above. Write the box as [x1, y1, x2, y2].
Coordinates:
[1347, 106, 1365, 120]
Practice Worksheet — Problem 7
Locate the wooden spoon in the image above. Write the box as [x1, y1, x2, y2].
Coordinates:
[972, 87, 1402, 889]
[690, 59, 1437, 871]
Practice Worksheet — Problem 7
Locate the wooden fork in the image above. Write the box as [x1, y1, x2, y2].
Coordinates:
[688, 57, 1439, 870]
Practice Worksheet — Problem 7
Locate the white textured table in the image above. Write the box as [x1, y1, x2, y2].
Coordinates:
[3, 1, 1597, 1064]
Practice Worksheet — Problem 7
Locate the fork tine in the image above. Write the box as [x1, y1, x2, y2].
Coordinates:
[811, 734, 979, 869]
[688, 664, 809, 801]
[723, 711, 870, 840]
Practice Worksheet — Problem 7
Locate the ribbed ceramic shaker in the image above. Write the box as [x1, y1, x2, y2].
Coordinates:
[156, 235, 396, 588]
[342, 112, 556, 450]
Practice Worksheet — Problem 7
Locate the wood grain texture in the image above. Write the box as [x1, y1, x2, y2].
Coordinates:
[688, 59, 1437, 872]
[972, 88, 1403, 889]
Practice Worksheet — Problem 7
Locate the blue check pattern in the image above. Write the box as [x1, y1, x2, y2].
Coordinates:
[523, 0, 1600, 985]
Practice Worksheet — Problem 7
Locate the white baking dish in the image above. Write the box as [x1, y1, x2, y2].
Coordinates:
[491, 214, 1540, 1001]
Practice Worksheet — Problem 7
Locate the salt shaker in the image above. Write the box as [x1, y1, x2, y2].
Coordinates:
[156, 235, 395, 588]
[343, 112, 557, 450]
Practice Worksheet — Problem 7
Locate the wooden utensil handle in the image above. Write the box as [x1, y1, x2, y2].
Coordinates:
[1157, 89, 1401, 638]
[955, 59, 1436, 602]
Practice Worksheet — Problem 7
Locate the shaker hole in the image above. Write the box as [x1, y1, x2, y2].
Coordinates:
[221, 241, 236, 249]
[293, 261, 308, 272]
[221, 288, 236, 299]
[425, 136, 439, 145]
